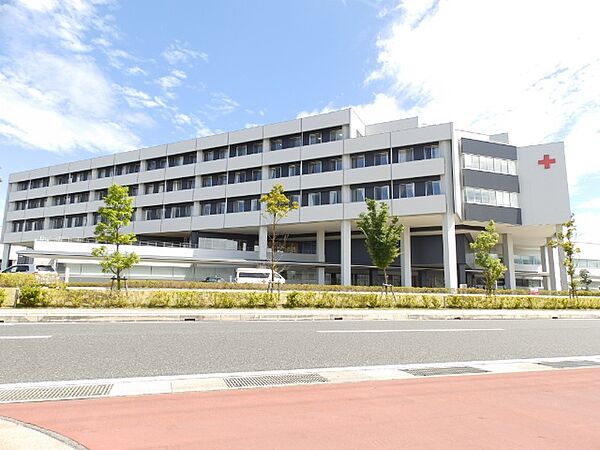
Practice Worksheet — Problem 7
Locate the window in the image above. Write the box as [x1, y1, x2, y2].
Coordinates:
[27, 198, 46, 209]
[66, 215, 87, 228]
[216, 201, 226, 214]
[308, 192, 321, 207]
[24, 219, 44, 231]
[330, 128, 344, 141]
[352, 187, 365, 202]
[169, 152, 197, 167]
[308, 132, 322, 145]
[462, 153, 517, 175]
[55, 175, 69, 185]
[374, 185, 390, 200]
[144, 207, 163, 220]
[231, 144, 247, 157]
[251, 198, 260, 211]
[12, 221, 24, 232]
[50, 217, 64, 229]
[252, 142, 263, 154]
[30, 177, 49, 189]
[425, 180, 442, 196]
[167, 177, 195, 192]
[165, 203, 192, 218]
[329, 158, 343, 171]
[307, 161, 322, 174]
[463, 187, 519, 208]
[127, 185, 139, 196]
[400, 183, 415, 198]
[202, 176, 213, 187]
[374, 151, 389, 166]
[271, 139, 283, 150]
[289, 194, 300, 206]
[97, 167, 113, 178]
[205, 148, 226, 161]
[146, 157, 166, 171]
[288, 163, 300, 176]
[251, 169, 262, 181]
[16, 181, 30, 191]
[234, 171, 247, 183]
[53, 195, 67, 206]
[115, 162, 140, 175]
[351, 155, 365, 169]
[145, 182, 164, 195]
[289, 136, 302, 148]
[424, 145, 440, 159]
[201, 203, 212, 216]
[71, 171, 90, 183]
[397, 148, 414, 163]
[329, 190, 341, 204]
[14, 201, 27, 211]
[232, 200, 245, 213]
[270, 166, 282, 179]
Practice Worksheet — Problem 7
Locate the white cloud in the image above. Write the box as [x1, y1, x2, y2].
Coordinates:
[156, 69, 187, 90]
[126, 66, 147, 76]
[162, 40, 208, 65]
[207, 92, 239, 115]
[362, 0, 600, 190]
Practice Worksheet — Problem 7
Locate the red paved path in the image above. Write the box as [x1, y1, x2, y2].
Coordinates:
[1, 369, 599, 449]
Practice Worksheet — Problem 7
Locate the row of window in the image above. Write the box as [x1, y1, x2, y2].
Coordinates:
[574, 259, 600, 269]
[464, 187, 519, 208]
[462, 153, 517, 175]
[514, 255, 542, 265]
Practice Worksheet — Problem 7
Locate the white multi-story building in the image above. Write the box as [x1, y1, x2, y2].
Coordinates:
[1, 109, 572, 288]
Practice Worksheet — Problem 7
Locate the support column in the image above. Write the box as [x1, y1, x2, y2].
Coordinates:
[1, 244, 11, 271]
[546, 238, 559, 291]
[442, 213, 458, 290]
[401, 225, 412, 287]
[341, 220, 352, 286]
[540, 245, 550, 290]
[502, 234, 516, 289]
[316, 229, 325, 285]
[557, 245, 568, 291]
[259, 226, 268, 261]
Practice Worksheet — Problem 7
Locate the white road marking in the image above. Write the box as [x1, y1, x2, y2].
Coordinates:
[317, 328, 505, 333]
[0, 335, 52, 340]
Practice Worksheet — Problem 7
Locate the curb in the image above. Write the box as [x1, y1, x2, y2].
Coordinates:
[2, 308, 600, 323]
[1, 355, 599, 405]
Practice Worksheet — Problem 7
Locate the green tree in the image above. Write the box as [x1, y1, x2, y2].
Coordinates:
[548, 215, 580, 298]
[470, 220, 507, 296]
[91, 184, 139, 291]
[356, 198, 404, 287]
[259, 184, 299, 293]
[579, 269, 592, 291]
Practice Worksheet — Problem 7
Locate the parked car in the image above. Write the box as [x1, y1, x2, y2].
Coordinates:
[235, 268, 285, 285]
[203, 276, 225, 283]
[2, 264, 60, 283]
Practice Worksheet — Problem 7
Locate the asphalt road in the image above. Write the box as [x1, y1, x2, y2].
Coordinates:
[1, 320, 600, 384]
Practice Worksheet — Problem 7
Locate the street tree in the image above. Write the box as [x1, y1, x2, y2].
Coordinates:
[548, 215, 580, 298]
[470, 220, 507, 296]
[91, 184, 139, 291]
[579, 269, 592, 291]
[356, 198, 404, 288]
[259, 183, 299, 293]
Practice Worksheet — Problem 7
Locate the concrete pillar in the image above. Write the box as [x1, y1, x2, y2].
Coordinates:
[316, 229, 325, 285]
[546, 238, 559, 291]
[1, 244, 11, 271]
[259, 226, 268, 261]
[557, 246, 569, 292]
[502, 234, 516, 289]
[540, 245, 550, 290]
[64, 266, 71, 284]
[341, 220, 352, 286]
[401, 225, 412, 287]
[442, 213, 458, 290]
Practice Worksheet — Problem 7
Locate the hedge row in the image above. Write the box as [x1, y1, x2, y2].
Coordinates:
[0, 273, 38, 288]
[0, 289, 6, 307]
[15, 287, 600, 309]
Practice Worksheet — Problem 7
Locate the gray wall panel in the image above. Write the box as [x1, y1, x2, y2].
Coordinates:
[464, 204, 522, 224]
[461, 138, 517, 160]
[462, 170, 520, 192]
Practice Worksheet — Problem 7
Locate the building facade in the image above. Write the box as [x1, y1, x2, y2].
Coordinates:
[1, 109, 572, 288]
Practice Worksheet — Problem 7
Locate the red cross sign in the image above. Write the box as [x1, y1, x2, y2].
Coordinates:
[538, 154, 556, 169]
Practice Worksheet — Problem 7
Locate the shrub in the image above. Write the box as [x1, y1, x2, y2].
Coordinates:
[0, 273, 38, 288]
[0, 289, 6, 307]
[17, 285, 47, 307]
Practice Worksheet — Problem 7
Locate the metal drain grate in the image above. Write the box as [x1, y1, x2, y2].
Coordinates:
[404, 366, 489, 377]
[224, 373, 328, 388]
[537, 360, 600, 369]
[0, 384, 112, 403]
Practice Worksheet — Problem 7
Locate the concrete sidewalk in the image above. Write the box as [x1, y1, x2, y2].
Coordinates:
[0, 417, 82, 449]
[1, 308, 600, 323]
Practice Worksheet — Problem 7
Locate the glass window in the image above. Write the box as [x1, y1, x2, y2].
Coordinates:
[307, 161, 322, 174]
[235, 145, 247, 157]
[398, 148, 414, 163]
[251, 169, 262, 181]
[329, 190, 340, 204]
[232, 200, 245, 213]
[424, 145, 440, 159]
[201, 204, 211, 216]
[252, 142, 263, 154]
[289, 136, 302, 147]
[308, 132, 322, 145]
[234, 172, 246, 183]
[426, 180, 442, 196]
[400, 183, 415, 198]
[330, 129, 344, 141]
[251, 198, 260, 211]
[270, 167, 282, 179]
[288, 164, 300, 176]
[352, 187, 365, 202]
[329, 158, 342, 171]
[374, 185, 390, 200]
[145, 208, 162, 220]
[308, 192, 321, 206]
[374, 151, 389, 166]
[351, 155, 365, 169]
[289, 194, 300, 206]
[216, 202, 226, 214]
[202, 176, 213, 187]
[271, 139, 283, 150]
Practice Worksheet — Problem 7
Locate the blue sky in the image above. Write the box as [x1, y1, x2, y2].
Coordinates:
[1, 0, 599, 242]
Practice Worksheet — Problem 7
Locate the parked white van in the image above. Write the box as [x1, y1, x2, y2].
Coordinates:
[235, 268, 285, 285]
